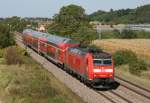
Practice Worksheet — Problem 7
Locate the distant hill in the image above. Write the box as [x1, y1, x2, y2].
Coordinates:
[88, 4, 150, 24]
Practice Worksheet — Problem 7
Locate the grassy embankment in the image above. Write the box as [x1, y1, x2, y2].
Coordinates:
[93, 39, 150, 88]
[0, 47, 85, 103]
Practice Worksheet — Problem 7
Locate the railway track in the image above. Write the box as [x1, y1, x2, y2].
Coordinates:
[116, 76, 150, 92]
[96, 90, 134, 103]
[115, 76, 150, 100]
[15, 32, 150, 103]
[95, 78, 150, 103]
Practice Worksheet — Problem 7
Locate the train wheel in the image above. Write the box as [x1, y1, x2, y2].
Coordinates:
[83, 78, 86, 84]
[77, 75, 81, 80]
[69, 70, 73, 74]
[61, 64, 64, 69]
[85, 80, 91, 88]
[80, 77, 84, 82]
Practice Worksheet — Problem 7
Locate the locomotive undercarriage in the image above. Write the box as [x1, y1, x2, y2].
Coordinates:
[90, 78, 115, 89]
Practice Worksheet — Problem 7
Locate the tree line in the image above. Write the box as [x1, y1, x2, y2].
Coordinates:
[89, 4, 150, 24]
[0, 16, 38, 48]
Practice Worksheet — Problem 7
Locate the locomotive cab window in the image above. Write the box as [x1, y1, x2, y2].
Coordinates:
[93, 59, 112, 65]
[103, 59, 112, 65]
[93, 59, 102, 65]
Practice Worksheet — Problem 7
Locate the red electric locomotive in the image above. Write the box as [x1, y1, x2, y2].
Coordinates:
[65, 47, 115, 88]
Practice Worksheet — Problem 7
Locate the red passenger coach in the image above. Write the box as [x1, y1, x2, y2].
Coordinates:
[65, 47, 115, 88]
[22, 29, 80, 66]
[46, 35, 80, 65]
[22, 29, 33, 46]
[38, 36, 48, 54]
[23, 29, 48, 52]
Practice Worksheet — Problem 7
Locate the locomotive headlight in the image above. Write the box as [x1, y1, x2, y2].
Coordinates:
[105, 69, 113, 72]
[93, 69, 101, 73]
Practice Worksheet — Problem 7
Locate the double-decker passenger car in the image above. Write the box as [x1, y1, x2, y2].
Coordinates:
[23, 29, 80, 65]
[23, 29, 48, 52]
[45, 34, 80, 65]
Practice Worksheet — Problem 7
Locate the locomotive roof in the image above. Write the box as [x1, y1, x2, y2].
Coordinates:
[68, 47, 112, 59]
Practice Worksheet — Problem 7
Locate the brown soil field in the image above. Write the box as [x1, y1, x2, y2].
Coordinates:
[93, 39, 150, 59]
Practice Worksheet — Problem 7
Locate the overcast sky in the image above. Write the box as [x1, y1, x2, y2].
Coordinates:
[0, 0, 150, 18]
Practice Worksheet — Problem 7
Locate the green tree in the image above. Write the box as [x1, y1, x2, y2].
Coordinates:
[0, 24, 15, 48]
[72, 26, 98, 45]
[48, 4, 98, 44]
[49, 4, 87, 35]
[135, 4, 150, 23]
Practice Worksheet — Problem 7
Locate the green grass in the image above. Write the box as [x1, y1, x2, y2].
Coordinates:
[0, 48, 5, 64]
[145, 59, 150, 69]
[0, 58, 5, 64]
[0, 64, 85, 103]
[0, 47, 85, 103]
[116, 65, 150, 89]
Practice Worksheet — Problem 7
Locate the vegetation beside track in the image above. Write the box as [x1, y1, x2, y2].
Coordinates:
[116, 65, 150, 89]
[0, 24, 15, 48]
[0, 47, 85, 103]
[99, 30, 150, 39]
[93, 39, 150, 88]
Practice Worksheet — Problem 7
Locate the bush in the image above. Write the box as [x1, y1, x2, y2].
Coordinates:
[113, 50, 137, 66]
[100, 29, 150, 39]
[114, 49, 148, 76]
[129, 60, 147, 75]
[113, 51, 124, 66]
[4, 46, 23, 65]
[0, 49, 4, 58]
[120, 29, 137, 39]
[135, 30, 150, 38]
[101, 29, 121, 39]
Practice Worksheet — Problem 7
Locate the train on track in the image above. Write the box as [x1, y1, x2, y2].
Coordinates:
[22, 29, 115, 89]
